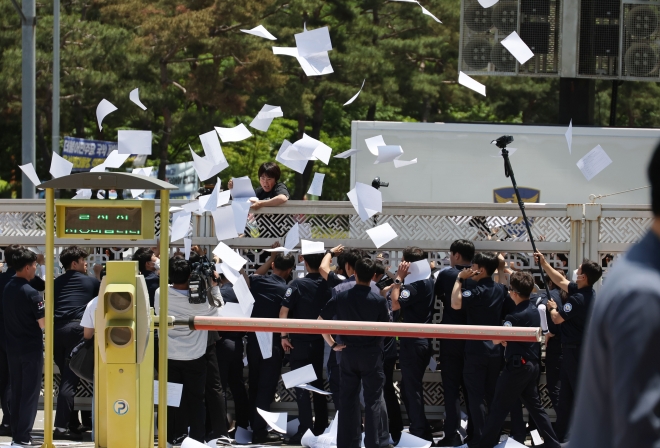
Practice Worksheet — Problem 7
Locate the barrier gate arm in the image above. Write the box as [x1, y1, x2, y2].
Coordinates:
[166, 316, 541, 342]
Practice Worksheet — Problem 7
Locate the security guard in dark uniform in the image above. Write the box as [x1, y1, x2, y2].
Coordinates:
[389, 247, 435, 441]
[246, 250, 295, 443]
[319, 258, 390, 448]
[534, 251, 602, 443]
[478, 271, 560, 448]
[280, 251, 332, 442]
[434, 240, 475, 447]
[451, 252, 507, 448]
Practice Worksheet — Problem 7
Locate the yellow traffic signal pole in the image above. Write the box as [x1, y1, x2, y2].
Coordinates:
[157, 190, 169, 448]
[43, 187, 55, 448]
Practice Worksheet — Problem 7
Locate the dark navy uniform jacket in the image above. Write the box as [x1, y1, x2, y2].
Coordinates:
[396, 277, 434, 344]
[250, 273, 289, 344]
[141, 270, 160, 308]
[3, 277, 45, 355]
[53, 270, 100, 324]
[536, 289, 562, 342]
[558, 281, 595, 345]
[0, 268, 44, 346]
[461, 277, 509, 356]
[435, 265, 477, 356]
[321, 284, 389, 348]
[502, 300, 541, 362]
[281, 273, 333, 342]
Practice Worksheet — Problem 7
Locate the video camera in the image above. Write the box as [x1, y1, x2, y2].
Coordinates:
[188, 255, 223, 307]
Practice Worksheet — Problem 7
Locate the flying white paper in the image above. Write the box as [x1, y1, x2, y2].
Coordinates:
[344, 79, 366, 106]
[282, 364, 317, 389]
[182, 201, 200, 213]
[200, 130, 227, 167]
[347, 182, 383, 221]
[184, 238, 192, 261]
[180, 437, 209, 448]
[297, 383, 332, 395]
[458, 72, 486, 96]
[219, 262, 241, 284]
[366, 223, 397, 248]
[171, 211, 191, 242]
[49, 152, 73, 178]
[153, 380, 183, 407]
[231, 199, 252, 235]
[273, 47, 334, 77]
[235, 427, 252, 444]
[104, 150, 131, 169]
[250, 104, 284, 132]
[129, 88, 147, 110]
[255, 331, 273, 359]
[276, 140, 308, 174]
[230, 176, 257, 200]
[494, 436, 527, 448]
[96, 99, 117, 131]
[215, 123, 253, 143]
[190, 147, 228, 182]
[285, 223, 301, 250]
[396, 431, 432, 448]
[478, 0, 500, 7]
[405, 260, 432, 284]
[272, 47, 299, 57]
[365, 135, 386, 156]
[202, 180, 222, 212]
[565, 120, 573, 154]
[393, 157, 418, 168]
[232, 275, 255, 315]
[212, 242, 247, 271]
[307, 173, 325, 196]
[577, 145, 612, 181]
[420, 5, 442, 23]
[501, 31, 534, 64]
[301, 240, 325, 255]
[289, 134, 332, 165]
[256, 408, 287, 434]
[218, 302, 251, 318]
[211, 206, 239, 241]
[90, 163, 106, 173]
[73, 189, 92, 199]
[295, 26, 332, 57]
[240, 24, 277, 40]
[118, 130, 152, 155]
[530, 429, 543, 445]
[374, 145, 404, 164]
[334, 148, 359, 159]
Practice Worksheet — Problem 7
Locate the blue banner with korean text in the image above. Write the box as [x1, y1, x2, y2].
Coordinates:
[62, 137, 117, 171]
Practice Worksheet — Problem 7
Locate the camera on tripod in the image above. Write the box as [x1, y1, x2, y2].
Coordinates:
[372, 177, 389, 190]
[491, 135, 514, 149]
[189, 255, 223, 307]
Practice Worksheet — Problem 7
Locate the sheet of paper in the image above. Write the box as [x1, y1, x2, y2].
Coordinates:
[90, 163, 106, 172]
[459, 71, 486, 96]
[230, 176, 257, 199]
[284, 223, 300, 250]
[184, 238, 192, 260]
[478, 0, 500, 7]
[530, 429, 543, 445]
[219, 262, 241, 284]
[232, 275, 255, 315]
[494, 437, 526, 448]
[256, 408, 287, 434]
[211, 206, 239, 241]
[153, 380, 183, 407]
[129, 88, 147, 110]
[396, 431, 432, 448]
[276, 140, 308, 174]
[565, 119, 573, 154]
[282, 364, 317, 389]
[218, 302, 251, 318]
[365, 135, 386, 156]
[301, 429, 318, 447]
[250, 116, 274, 132]
[104, 150, 131, 169]
[393, 157, 418, 168]
[202, 180, 222, 212]
[344, 79, 365, 106]
[326, 411, 339, 439]
[240, 24, 277, 40]
[171, 211, 191, 242]
[296, 383, 332, 395]
[212, 242, 247, 271]
[294, 26, 332, 57]
[273, 46, 299, 57]
[190, 146, 228, 181]
[235, 427, 252, 444]
[301, 239, 325, 255]
[215, 123, 252, 143]
[576, 145, 613, 181]
[73, 189, 92, 199]
[286, 418, 300, 438]
[366, 223, 397, 248]
[307, 173, 325, 196]
[96, 99, 117, 131]
[347, 182, 383, 221]
[231, 199, 252, 235]
[49, 152, 73, 178]
[405, 260, 432, 284]
[290, 133, 332, 165]
[118, 130, 152, 155]
[501, 31, 534, 64]
[264, 247, 298, 254]
[428, 356, 437, 372]
[255, 331, 273, 360]
[298, 51, 334, 76]
[19, 163, 42, 188]
[181, 201, 200, 213]
[420, 5, 442, 23]
[200, 130, 227, 167]
[334, 148, 359, 159]
[374, 145, 404, 164]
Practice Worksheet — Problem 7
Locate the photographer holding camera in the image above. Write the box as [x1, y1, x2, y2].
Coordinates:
[154, 257, 222, 445]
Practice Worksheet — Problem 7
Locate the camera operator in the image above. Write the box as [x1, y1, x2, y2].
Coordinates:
[52, 246, 100, 441]
[3, 247, 45, 447]
[154, 257, 221, 445]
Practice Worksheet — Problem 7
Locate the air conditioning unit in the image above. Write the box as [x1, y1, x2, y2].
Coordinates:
[459, 0, 562, 76]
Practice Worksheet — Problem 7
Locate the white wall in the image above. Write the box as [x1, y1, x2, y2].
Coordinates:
[350, 122, 659, 204]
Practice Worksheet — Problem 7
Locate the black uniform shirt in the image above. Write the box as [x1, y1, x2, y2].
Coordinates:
[462, 277, 508, 356]
[3, 277, 45, 355]
[250, 274, 289, 318]
[53, 270, 100, 323]
[255, 183, 290, 200]
[536, 289, 562, 343]
[320, 284, 389, 347]
[142, 270, 160, 308]
[435, 265, 476, 325]
[281, 272, 332, 342]
[219, 283, 244, 340]
[557, 281, 594, 345]
[502, 300, 540, 361]
[0, 269, 43, 345]
[395, 277, 434, 344]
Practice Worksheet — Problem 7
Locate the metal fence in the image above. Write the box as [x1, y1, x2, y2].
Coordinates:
[0, 199, 651, 420]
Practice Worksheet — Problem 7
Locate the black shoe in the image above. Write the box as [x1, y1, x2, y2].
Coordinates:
[434, 432, 464, 447]
[11, 440, 39, 447]
[252, 430, 281, 444]
[391, 432, 402, 445]
[0, 425, 12, 437]
[77, 424, 92, 432]
[286, 431, 304, 445]
[53, 428, 83, 441]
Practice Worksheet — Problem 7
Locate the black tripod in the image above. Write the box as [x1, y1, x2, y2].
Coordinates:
[494, 136, 552, 309]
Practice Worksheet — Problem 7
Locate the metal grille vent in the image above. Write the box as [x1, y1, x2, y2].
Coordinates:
[577, 0, 621, 77]
[460, 0, 561, 77]
[623, 3, 660, 79]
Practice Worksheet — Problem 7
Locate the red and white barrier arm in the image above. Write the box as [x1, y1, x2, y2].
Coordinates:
[173, 316, 541, 342]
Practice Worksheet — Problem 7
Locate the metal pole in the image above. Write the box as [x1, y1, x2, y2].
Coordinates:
[44, 188, 55, 448]
[52, 0, 60, 156]
[21, 0, 36, 199]
[158, 192, 170, 448]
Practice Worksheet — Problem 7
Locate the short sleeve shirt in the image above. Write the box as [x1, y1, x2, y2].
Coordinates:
[502, 300, 541, 361]
[461, 277, 508, 356]
[435, 265, 475, 325]
[80, 297, 98, 329]
[3, 277, 45, 354]
[53, 270, 100, 323]
[250, 274, 288, 319]
[558, 281, 595, 345]
[281, 273, 332, 342]
[536, 289, 563, 341]
[255, 183, 290, 200]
